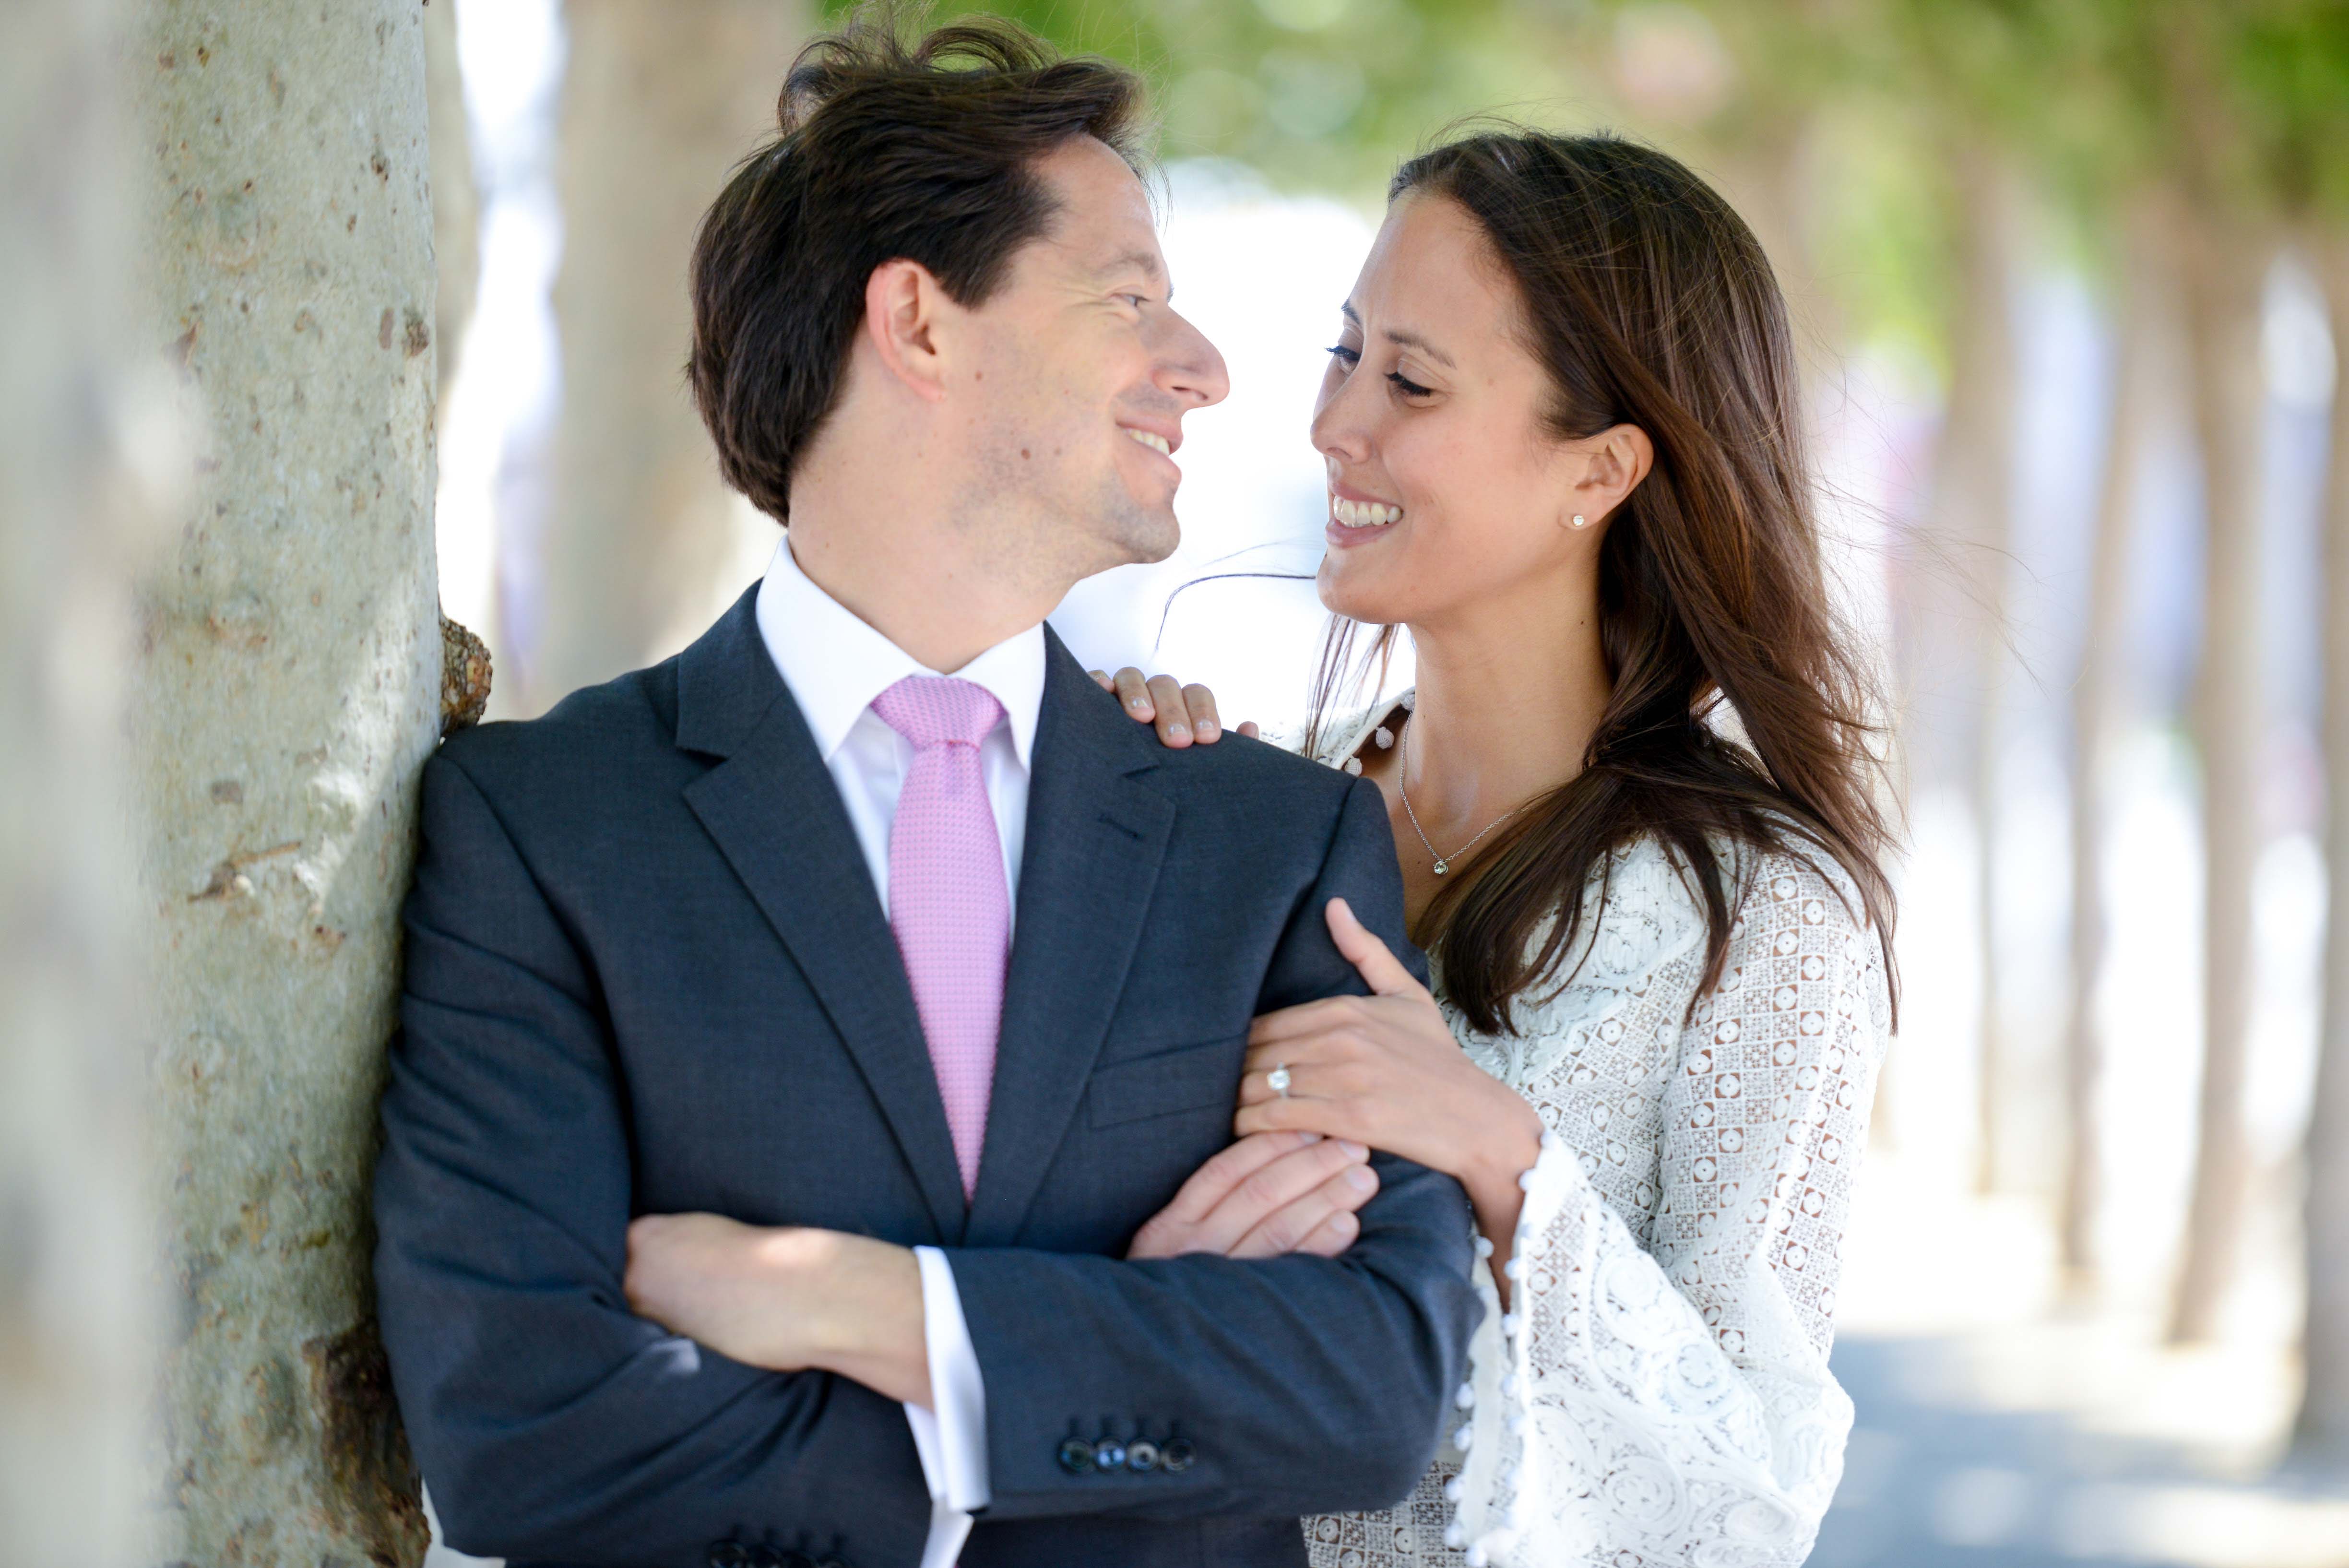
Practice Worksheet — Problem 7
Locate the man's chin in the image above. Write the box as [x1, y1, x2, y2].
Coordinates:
[1092, 498, 1180, 569]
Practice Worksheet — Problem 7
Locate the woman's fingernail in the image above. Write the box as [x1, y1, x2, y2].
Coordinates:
[1198, 720, 1218, 737]
[1339, 1140, 1369, 1160]
[1346, 1165, 1377, 1192]
[1296, 1131, 1324, 1143]
[1167, 724, 1189, 739]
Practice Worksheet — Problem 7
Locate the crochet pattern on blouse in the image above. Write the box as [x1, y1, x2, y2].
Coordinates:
[1298, 697, 1893, 1568]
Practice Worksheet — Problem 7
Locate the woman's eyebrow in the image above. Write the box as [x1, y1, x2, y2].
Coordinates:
[1337, 303, 1455, 368]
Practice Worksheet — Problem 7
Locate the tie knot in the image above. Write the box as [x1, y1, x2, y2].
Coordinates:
[871, 675, 1005, 750]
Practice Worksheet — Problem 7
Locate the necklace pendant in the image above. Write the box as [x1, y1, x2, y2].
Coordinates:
[1433, 860, 1448, 875]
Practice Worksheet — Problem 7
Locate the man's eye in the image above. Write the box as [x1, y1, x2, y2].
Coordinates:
[1386, 370, 1434, 398]
[1326, 344, 1361, 366]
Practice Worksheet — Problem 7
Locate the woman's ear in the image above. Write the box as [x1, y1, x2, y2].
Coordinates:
[1570, 423, 1655, 528]
[861, 258, 951, 403]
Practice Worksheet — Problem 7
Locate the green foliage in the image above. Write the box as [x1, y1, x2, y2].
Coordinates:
[819, 0, 1602, 196]
[2235, 0, 2349, 216]
[816, 0, 2349, 351]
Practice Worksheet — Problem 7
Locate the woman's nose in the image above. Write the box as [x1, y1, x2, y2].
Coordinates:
[1310, 372, 1372, 462]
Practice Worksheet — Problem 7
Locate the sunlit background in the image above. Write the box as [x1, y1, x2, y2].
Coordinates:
[427, 2, 2349, 1563]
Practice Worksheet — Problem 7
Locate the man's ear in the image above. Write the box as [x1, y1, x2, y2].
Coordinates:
[862, 258, 952, 404]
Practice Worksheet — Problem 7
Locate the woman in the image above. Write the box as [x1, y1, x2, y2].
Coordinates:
[1107, 129, 1898, 1567]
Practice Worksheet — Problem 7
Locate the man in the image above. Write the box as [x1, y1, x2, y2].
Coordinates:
[373, 17, 1476, 1568]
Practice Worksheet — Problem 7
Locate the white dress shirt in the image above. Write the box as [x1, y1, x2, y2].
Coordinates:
[755, 535, 1036, 1568]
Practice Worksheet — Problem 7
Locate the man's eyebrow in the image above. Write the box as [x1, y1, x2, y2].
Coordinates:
[1095, 249, 1169, 287]
[1338, 303, 1455, 368]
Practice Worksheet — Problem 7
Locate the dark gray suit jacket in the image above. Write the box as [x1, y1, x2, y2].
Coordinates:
[372, 588, 1479, 1568]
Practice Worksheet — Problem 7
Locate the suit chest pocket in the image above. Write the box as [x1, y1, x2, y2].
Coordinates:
[1085, 1035, 1244, 1130]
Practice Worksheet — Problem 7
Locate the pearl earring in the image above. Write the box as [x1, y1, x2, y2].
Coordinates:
[1570, 513, 1589, 529]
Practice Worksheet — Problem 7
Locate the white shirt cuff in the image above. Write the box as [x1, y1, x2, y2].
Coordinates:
[904, 1245, 990, 1568]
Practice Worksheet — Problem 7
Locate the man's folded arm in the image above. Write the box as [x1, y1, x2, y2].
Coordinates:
[372, 753, 932, 1567]
[948, 773, 1481, 1522]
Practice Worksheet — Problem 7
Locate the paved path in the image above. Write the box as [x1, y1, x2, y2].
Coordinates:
[1817, 1333, 2349, 1568]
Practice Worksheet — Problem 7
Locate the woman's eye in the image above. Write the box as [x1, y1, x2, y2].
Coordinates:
[1386, 370, 1434, 398]
[1326, 344, 1361, 368]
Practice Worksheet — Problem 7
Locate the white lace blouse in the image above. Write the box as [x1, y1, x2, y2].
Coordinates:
[1298, 698, 1892, 1568]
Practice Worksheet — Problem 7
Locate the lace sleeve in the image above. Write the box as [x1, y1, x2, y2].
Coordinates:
[1446, 855, 1890, 1567]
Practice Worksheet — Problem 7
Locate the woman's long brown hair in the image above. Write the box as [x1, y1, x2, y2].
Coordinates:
[1307, 130, 1898, 1035]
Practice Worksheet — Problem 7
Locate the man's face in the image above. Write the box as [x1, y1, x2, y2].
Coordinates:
[951, 137, 1230, 579]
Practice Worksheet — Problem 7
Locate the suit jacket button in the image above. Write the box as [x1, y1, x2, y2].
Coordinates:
[1057, 1436, 1096, 1473]
[1161, 1437, 1196, 1473]
[707, 1543, 749, 1568]
[1126, 1439, 1161, 1473]
[1093, 1437, 1127, 1471]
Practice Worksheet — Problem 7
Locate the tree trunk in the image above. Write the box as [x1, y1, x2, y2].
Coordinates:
[426, 0, 477, 402]
[531, 0, 803, 709]
[132, 1, 444, 1556]
[1907, 145, 2021, 1193]
[2296, 228, 2349, 1453]
[2167, 211, 2275, 1346]
[2061, 201, 2171, 1283]
[0, 2, 161, 1562]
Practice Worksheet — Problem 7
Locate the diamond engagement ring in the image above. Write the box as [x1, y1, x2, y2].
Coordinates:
[1268, 1065, 1292, 1098]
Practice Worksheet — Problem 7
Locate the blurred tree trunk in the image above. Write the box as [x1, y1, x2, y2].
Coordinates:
[2061, 202, 2171, 1283]
[2296, 229, 2349, 1452]
[426, 0, 478, 403]
[2167, 208, 2275, 1345]
[533, 0, 803, 708]
[0, 1, 160, 1562]
[1713, 113, 1845, 398]
[133, 1, 446, 1556]
[1906, 144, 2020, 1193]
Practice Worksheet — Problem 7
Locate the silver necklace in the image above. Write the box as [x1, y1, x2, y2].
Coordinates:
[1395, 717, 1520, 876]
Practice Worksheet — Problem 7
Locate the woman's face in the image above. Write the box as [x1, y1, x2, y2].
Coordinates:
[1311, 192, 1595, 631]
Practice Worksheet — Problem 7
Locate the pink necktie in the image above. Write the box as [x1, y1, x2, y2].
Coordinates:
[871, 675, 1010, 1202]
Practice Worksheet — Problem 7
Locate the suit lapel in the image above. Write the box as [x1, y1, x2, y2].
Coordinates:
[675, 590, 970, 1244]
[965, 631, 1175, 1246]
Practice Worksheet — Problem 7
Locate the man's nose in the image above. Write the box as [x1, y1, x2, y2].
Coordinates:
[1156, 310, 1231, 409]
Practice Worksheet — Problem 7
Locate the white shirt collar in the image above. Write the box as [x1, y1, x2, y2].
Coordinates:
[754, 534, 1045, 768]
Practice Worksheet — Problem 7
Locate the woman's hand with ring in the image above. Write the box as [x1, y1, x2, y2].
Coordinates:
[1236, 898, 1545, 1248]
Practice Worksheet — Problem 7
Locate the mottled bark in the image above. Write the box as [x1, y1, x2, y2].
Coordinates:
[532, 0, 803, 708]
[2167, 212, 2276, 1345]
[2061, 203, 2172, 1282]
[0, 2, 161, 1562]
[426, 0, 477, 401]
[132, 1, 443, 1557]
[2296, 229, 2349, 1452]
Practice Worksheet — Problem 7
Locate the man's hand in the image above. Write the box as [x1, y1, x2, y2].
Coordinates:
[624, 1214, 934, 1406]
[1127, 1130, 1378, 1260]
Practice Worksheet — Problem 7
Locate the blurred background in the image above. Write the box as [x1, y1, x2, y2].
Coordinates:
[425, 0, 2349, 1562]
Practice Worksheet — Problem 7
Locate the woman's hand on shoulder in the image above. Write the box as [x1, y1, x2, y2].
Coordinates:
[1089, 667, 1258, 748]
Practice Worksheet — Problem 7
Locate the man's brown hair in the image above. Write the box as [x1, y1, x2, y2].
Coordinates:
[688, 9, 1148, 521]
